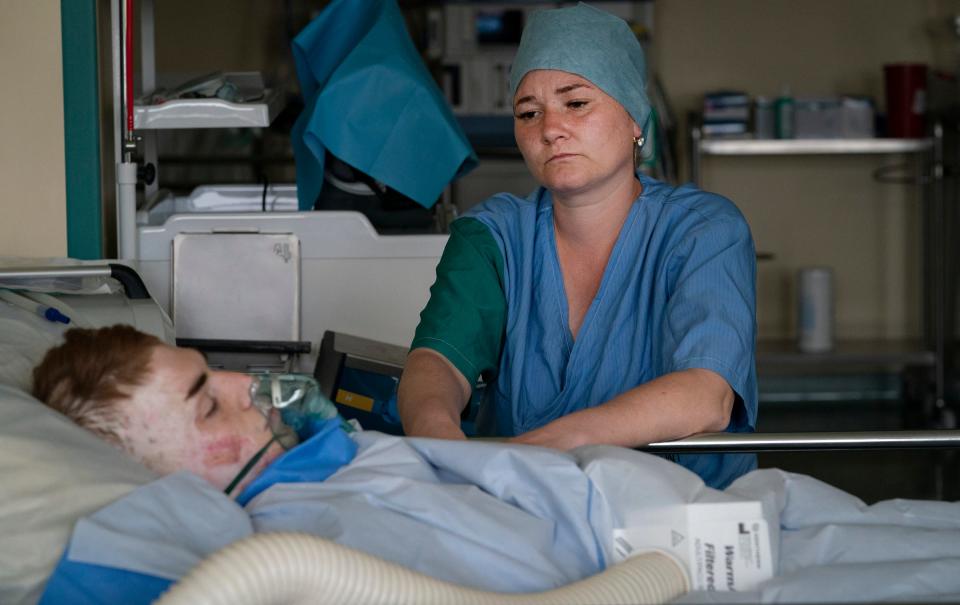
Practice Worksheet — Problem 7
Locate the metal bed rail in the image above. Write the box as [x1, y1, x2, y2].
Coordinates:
[645, 430, 960, 453]
[0, 263, 151, 299]
[4, 265, 958, 456]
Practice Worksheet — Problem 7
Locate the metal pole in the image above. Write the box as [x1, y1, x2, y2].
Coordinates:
[119, 0, 134, 162]
[643, 430, 960, 453]
[0, 266, 113, 280]
[933, 122, 946, 414]
[117, 0, 139, 260]
[141, 0, 159, 202]
[111, 0, 122, 170]
[117, 162, 138, 259]
[690, 121, 702, 186]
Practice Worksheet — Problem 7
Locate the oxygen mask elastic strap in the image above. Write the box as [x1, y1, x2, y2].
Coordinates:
[225, 374, 352, 498]
[223, 433, 278, 497]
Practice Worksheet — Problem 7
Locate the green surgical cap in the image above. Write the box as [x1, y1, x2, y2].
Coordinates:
[509, 2, 651, 135]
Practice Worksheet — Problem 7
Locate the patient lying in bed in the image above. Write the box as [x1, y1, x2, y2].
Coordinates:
[34, 326, 619, 602]
[31, 326, 960, 605]
[32, 325, 290, 496]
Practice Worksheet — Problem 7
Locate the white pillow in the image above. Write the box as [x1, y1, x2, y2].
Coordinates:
[0, 385, 156, 604]
[0, 283, 171, 602]
[0, 309, 67, 392]
[0, 287, 175, 392]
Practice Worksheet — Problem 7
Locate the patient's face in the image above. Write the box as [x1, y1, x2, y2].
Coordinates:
[116, 344, 285, 493]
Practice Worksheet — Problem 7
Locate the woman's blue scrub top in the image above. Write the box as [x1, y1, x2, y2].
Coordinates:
[411, 175, 758, 488]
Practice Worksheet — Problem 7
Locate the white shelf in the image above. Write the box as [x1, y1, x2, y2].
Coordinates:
[699, 137, 933, 156]
[134, 88, 284, 130]
[757, 339, 936, 367]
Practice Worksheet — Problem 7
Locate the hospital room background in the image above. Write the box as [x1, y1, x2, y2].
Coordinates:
[3, 0, 960, 508]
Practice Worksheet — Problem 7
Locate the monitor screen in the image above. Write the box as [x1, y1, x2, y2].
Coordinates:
[476, 9, 523, 45]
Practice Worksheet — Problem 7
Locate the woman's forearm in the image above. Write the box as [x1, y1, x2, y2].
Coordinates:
[510, 368, 735, 449]
[398, 348, 471, 440]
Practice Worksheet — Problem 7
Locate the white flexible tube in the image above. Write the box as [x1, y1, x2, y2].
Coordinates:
[155, 532, 689, 605]
[0, 290, 44, 317]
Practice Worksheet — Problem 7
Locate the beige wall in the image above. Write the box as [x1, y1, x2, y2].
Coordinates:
[152, 0, 293, 85]
[0, 0, 67, 257]
[655, 0, 959, 340]
[35, 0, 946, 340]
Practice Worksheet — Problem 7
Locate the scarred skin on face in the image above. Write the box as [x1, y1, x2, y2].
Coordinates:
[202, 435, 246, 466]
[115, 344, 286, 495]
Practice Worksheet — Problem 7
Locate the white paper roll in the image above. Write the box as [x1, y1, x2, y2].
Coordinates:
[797, 267, 833, 353]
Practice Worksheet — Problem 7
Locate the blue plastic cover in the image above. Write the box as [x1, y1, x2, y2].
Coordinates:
[236, 417, 358, 505]
[39, 555, 173, 605]
[291, 0, 477, 210]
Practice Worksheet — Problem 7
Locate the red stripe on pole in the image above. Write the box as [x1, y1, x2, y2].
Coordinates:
[126, 0, 135, 135]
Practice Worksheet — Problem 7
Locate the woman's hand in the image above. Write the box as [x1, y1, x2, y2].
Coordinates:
[508, 415, 588, 450]
[405, 413, 468, 441]
[509, 369, 735, 451]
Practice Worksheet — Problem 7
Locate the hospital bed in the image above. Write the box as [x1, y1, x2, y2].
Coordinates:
[1, 263, 959, 605]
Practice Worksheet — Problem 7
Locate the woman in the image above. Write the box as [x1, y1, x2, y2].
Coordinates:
[398, 3, 757, 489]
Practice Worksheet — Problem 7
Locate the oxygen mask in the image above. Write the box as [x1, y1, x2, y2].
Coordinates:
[224, 373, 352, 497]
[249, 373, 354, 443]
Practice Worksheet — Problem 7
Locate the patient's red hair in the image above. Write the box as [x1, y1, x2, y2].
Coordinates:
[32, 325, 163, 444]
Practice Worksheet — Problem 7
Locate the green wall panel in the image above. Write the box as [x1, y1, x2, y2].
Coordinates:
[62, 0, 103, 259]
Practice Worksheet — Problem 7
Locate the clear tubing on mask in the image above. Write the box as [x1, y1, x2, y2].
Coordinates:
[249, 373, 351, 441]
[248, 376, 302, 451]
[225, 373, 350, 497]
[225, 373, 354, 497]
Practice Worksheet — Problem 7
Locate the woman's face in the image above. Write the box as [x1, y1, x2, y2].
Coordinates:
[116, 344, 285, 493]
[513, 70, 641, 199]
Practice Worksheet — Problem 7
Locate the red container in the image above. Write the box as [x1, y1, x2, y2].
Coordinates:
[884, 63, 928, 138]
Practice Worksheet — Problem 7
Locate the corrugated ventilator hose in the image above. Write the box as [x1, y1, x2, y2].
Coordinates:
[154, 532, 689, 605]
